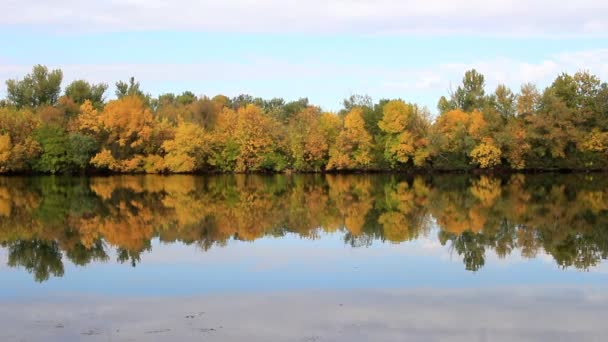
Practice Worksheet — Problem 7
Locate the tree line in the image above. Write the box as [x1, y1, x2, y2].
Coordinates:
[1, 65, 607, 174]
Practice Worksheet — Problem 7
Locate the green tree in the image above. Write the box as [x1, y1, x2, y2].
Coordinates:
[115, 77, 150, 105]
[67, 133, 98, 172]
[64, 80, 108, 108]
[453, 69, 487, 112]
[33, 124, 70, 174]
[6, 65, 63, 108]
[6, 240, 64, 282]
[492, 84, 517, 118]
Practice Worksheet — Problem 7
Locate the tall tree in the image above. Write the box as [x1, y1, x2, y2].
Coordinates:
[378, 100, 430, 168]
[452, 69, 487, 112]
[64, 80, 108, 108]
[327, 108, 374, 170]
[6, 65, 63, 108]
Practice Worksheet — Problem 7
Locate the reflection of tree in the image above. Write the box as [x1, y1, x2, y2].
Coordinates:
[0, 173, 608, 281]
[5, 240, 64, 282]
[65, 240, 109, 266]
[377, 178, 431, 243]
[440, 231, 487, 272]
[117, 244, 151, 267]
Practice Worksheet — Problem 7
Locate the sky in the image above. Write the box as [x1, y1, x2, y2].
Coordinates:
[1, 0, 608, 112]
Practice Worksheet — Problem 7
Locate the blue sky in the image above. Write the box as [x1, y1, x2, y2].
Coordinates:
[1, 0, 608, 112]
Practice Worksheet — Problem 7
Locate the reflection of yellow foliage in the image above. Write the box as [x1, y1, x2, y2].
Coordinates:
[467, 207, 486, 232]
[505, 174, 530, 218]
[95, 201, 156, 252]
[379, 212, 411, 242]
[470, 176, 502, 207]
[1, 174, 608, 272]
[327, 175, 373, 235]
[578, 190, 608, 213]
[0, 198, 11, 217]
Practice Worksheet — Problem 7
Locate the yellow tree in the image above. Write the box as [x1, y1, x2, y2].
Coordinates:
[432, 109, 471, 153]
[162, 121, 208, 173]
[0, 108, 41, 173]
[432, 109, 502, 168]
[207, 107, 239, 171]
[327, 108, 373, 170]
[287, 107, 329, 171]
[99, 95, 154, 150]
[234, 104, 280, 172]
[68, 100, 102, 136]
[470, 137, 502, 168]
[378, 100, 430, 168]
[501, 119, 530, 169]
[579, 129, 608, 154]
[91, 96, 156, 172]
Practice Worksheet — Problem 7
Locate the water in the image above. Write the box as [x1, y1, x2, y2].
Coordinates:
[0, 174, 607, 341]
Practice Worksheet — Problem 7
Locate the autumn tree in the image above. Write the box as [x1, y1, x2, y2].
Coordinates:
[0, 107, 41, 173]
[517, 83, 541, 116]
[207, 107, 239, 171]
[162, 121, 209, 173]
[287, 107, 330, 171]
[90, 96, 155, 172]
[327, 108, 374, 170]
[234, 104, 286, 172]
[378, 100, 430, 168]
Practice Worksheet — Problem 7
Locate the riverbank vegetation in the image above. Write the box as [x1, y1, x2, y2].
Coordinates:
[1, 65, 607, 174]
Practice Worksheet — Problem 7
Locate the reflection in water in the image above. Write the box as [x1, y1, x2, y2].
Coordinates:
[3, 288, 607, 342]
[1, 173, 607, 281]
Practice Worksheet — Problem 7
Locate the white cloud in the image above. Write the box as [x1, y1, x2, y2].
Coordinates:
[2, 0, 608, 36]
[1, 48, 607, 111]
[378, 48, 608, 104]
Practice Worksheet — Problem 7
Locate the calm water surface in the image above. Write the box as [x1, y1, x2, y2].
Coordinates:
[0, 174, 607, 341]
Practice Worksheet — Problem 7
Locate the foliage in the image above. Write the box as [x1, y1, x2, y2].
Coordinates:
[327, 108, 373, 170]
[162, 122, 208, 173]
[6, 65, 63, 108]
[64, 80, 107, 108]
[2, 174, 608, 281]
[2, 65, 608, 173]
[470, 138, 502, 168]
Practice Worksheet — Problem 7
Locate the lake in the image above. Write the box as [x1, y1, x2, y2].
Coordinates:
[0, 173, 607, 341]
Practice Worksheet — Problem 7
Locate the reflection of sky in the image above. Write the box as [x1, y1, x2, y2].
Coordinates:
[2, 288, 608, 341]
[1, 229, 607, 298]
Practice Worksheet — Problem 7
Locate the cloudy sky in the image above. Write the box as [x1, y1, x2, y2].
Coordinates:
[2, 0, 608, 111]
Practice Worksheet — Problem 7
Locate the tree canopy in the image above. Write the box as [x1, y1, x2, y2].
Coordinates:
[1, 65, 608, 174]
